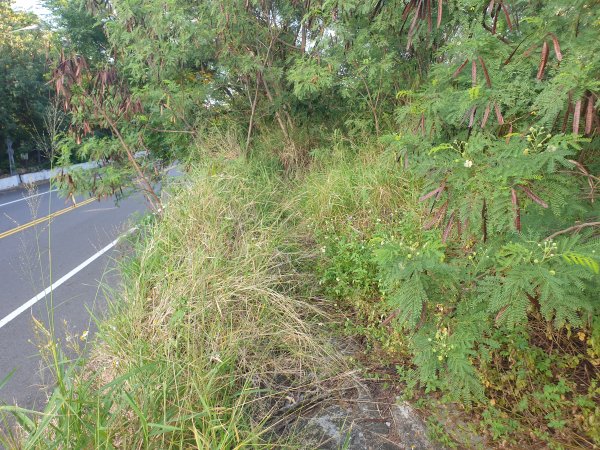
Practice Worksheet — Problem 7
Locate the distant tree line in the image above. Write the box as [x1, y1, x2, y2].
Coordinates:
[0, 1, 51, 176]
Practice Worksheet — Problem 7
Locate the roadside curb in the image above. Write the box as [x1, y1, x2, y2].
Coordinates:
[0, 162, 100, 193]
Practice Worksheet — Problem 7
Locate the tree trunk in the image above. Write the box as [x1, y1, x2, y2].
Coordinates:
[246, 75, 260, 150]
[260, 73, 291, 141]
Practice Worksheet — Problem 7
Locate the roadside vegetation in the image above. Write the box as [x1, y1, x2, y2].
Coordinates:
[1, 155, 345, 448]
[1, 0, 599, 448]
[0, 4, 52, 175]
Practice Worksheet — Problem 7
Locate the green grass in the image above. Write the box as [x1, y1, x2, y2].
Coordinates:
[0, 159, 342, 449]
[3, 130, 595, 449]
[297, 144, 421, 233]
[0, 141, 416, 448]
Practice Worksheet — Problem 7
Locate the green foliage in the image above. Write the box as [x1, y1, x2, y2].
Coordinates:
[312, 156, 599, 445]
[319, 231, 377, 302]
[44, 0, 108, 65]
[36, 0, 600, 446]
[288, 57, 334, 101]
[0, 4, 51, 174]
[363, 6, 600, 442]
[305, 118, 598, 447]
[562, 251, 600, 275]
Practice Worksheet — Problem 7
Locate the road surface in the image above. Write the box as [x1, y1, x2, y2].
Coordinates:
[0, 182, 146, 409]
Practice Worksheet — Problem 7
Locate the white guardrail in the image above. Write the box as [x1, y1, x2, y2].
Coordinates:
[0, 161, 100, 193]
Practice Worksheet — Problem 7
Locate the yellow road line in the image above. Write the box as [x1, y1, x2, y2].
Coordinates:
[0, 197, 97, 240]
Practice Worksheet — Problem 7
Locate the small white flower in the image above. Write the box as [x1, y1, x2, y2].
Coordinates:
[464, 160, 473, 168]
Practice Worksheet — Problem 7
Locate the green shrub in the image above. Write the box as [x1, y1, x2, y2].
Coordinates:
[300, 130, 599, 446]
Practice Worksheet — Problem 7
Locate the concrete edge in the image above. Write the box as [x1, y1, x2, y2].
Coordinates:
[0, 162, 100, 193]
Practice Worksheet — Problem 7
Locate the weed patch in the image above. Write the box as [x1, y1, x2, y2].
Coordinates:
[1, 161, 343, 448]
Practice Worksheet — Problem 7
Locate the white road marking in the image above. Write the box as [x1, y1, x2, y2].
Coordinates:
[0, 228, 135, 329]
[85, 207, 117, 213]
[0, 189, 58, 208]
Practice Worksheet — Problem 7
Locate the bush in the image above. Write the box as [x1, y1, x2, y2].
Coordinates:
[302, 138, 600, 446]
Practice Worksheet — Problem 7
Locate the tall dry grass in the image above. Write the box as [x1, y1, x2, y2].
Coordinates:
[1, 160, 343, 449]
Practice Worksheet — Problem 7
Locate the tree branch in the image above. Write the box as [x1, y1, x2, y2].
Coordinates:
[545, 222, 600, 241]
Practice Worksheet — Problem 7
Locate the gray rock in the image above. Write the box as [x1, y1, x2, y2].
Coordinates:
[391, 402, 438, 449]
[287, 385, 442, 449]
[293, 404, 365, 449]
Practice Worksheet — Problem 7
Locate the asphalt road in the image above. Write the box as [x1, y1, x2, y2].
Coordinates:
[0, 182, 146, 410]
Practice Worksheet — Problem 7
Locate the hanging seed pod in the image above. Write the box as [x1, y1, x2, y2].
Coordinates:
[537, 41, 549, 80]
[478, 56, 492, 87]
[424, 201, 448, 230]
[584, 94, 595, 135]
[501, 3, 512, 30]
[442, 212, 455, 243]
[494, 103, 504, 125]
[452, 58, 469, 78]
[511, 188, 521, 232]
[548, 33, 563, 61]
[468, 106, 477, 128]
[519, 185, 548, 208]
[419, 181, 446, 202]
[573, 99, 582, 134]
[481, 103, 491, 128]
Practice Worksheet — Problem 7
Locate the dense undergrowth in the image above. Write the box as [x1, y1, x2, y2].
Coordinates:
[300, 138, 600, 448]
[0, 155, 345, 448]
[2, 130, 598, 448]
[3, 0, 600, 447]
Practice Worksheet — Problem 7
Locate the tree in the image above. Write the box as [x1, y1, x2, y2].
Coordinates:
[0, 2, 51, 174]
[370, 0, 600, 407]
[44, 0, 108, 66]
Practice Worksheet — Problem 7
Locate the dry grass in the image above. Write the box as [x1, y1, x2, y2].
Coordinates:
[2, 160, 344, 449]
